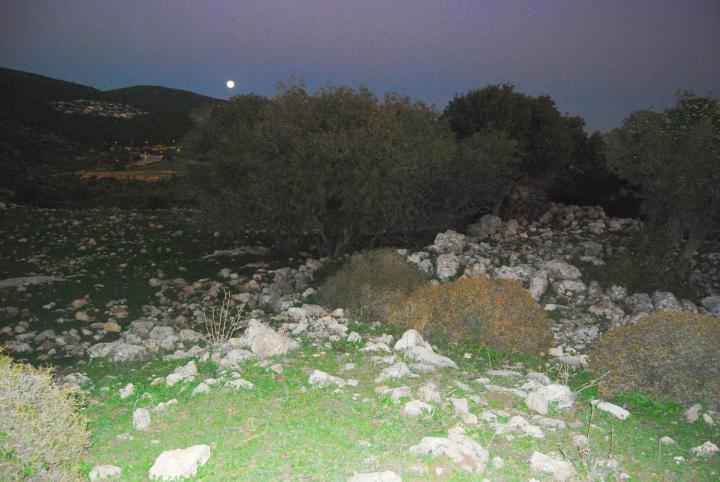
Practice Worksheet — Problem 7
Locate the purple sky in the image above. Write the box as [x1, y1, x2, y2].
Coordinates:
[2, 0, 719, 132]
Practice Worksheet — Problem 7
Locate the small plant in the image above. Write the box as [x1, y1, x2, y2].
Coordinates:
[203, 291, 244, 349]
[316, 248, 426, 322]
[389, 277, 553, 356]
[0, 351, 90, 481]
[590, 311, 720, 406]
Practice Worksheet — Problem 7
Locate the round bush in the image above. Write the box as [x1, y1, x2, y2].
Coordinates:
[389, 277, 553, 356]
[590, 311, 720, 407]
[0, 353, 90, 481]
[316, 248, 426, 322]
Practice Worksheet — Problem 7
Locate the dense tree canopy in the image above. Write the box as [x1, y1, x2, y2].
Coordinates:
[606, 91, 720, 261]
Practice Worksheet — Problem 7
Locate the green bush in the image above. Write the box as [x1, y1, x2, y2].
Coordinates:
[316, 248, 426, 322]
[388, 277, 553, 356]
[0, 353, 90, 481]
[590, 311, 720, 407]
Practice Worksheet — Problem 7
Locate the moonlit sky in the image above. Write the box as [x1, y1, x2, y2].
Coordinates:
[1, 0, 719, 132]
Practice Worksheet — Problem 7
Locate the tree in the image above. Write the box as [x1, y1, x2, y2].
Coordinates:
[185, 83, 460, 255]
[606, 91, 720, 264]
[442, 84, 595, 215]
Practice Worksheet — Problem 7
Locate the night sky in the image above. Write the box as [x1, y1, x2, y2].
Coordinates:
[1, 0, 719, 132]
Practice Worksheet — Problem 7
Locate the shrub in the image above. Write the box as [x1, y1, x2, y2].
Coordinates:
[0, 353, 90, 481]
[389, 277, 553, 356]
[316, 248, 426, 322]
[590, 311, 720, 407]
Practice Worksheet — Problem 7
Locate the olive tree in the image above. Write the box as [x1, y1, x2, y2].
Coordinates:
[606, 91, 720, 263]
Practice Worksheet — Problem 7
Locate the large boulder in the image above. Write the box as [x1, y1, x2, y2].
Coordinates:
[148, 444, 211, 480]
[429, 230, 467, 254]
[237, 320, 299, 358]
[543, 260, 582, 280]
[88, 341, 148, 364]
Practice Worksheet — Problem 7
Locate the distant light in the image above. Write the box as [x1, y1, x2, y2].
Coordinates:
[226, 80, 235, 89]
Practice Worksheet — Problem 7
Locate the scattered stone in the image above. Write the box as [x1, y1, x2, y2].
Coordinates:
[133, 408, 150, 431]
[685, 403, 702, 423]
[238, 319, 299, 358]
[660, 436, 676, 445]
[529, 451, 576, 481]
[166, 361, 198, 387]
[409, 426, 488, 473]
[347, 470, 402, 482]
[148, 444, 211, 480]
[690, 441, 719, 456]
[192, 383, 210, 396]
[403, 346, 457, 369]
[375, 362, 414, 383]
[591, 400, 630, 420]
[402, 399, 433, 418]
[225, 378, 254, 390]
[308, 369, 346, 387]
[120, 383, 135, 400]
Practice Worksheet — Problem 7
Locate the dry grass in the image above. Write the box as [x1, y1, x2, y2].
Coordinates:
[590, 311, 720, 406]
[389, 277, 553, 356]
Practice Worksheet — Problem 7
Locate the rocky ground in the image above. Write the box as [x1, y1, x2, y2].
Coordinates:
[1, 201, 719, 480]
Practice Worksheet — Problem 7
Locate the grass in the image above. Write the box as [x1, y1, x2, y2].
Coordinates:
[2, 204, 718, 480]
[75, 327, 720, 481]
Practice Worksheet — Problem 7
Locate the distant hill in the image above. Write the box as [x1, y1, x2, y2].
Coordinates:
[0, 67, 223, 190]
[0, 67, 222, 146]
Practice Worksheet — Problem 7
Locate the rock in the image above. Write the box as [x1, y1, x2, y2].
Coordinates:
[403, 346, 457, 369]
[703, 413, 714, 425]
[486, 369, 523, 378]
[533, 384, 574, 409]
[700, 295, 720, 315]
[148, 444, 211, 480]
[651, 291, 682, 311]
[308, 369, 346, 387]
[88, 341, 148, 364]
[690, 441, 719, 456]
[450, 397, 478, 424]
[225, 378, 254, 390]
[166, 361, 198, 387]
[529, 271, 548, 300]
[660, 436, 677, 445]
[418, 382, 442, 403]
[54, 372, 90, 391]
[543, 260, 582, 280]
[0, 275, 62, 289]
[3, 340, 32, 353]
[217, 349, 255, 370]
[133, 408, 150, 431]
[684, 403, 702, 423]
[71, 298, 88, 309]
[192, 383, 210, 396]
[435, 253, 461, 280]
[526, 391, 549, 415]
[591, 400, 630, 420]
[347, 332, 362, 343]
[120, 383, 135, 400]
[89, 464, 122, 480]
[403, 400, 433, 417]
[529, 451, 576, 481]
[623, 293, 653, 316]
[394, 329, 429, 351]
[409, 426, 488, 473]
[430, 230, 467, 254]
[381, 386, 412, 404]
[348, 471, 402, 482]
[238, 320, 299, 357]
[103, 321, 122, 333]
[375, 362, 414, 383]
[467, 215, 502, 240]
[75, 311, 91, 322]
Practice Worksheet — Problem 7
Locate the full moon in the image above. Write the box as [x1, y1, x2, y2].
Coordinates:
[226, 80, 235, 89]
